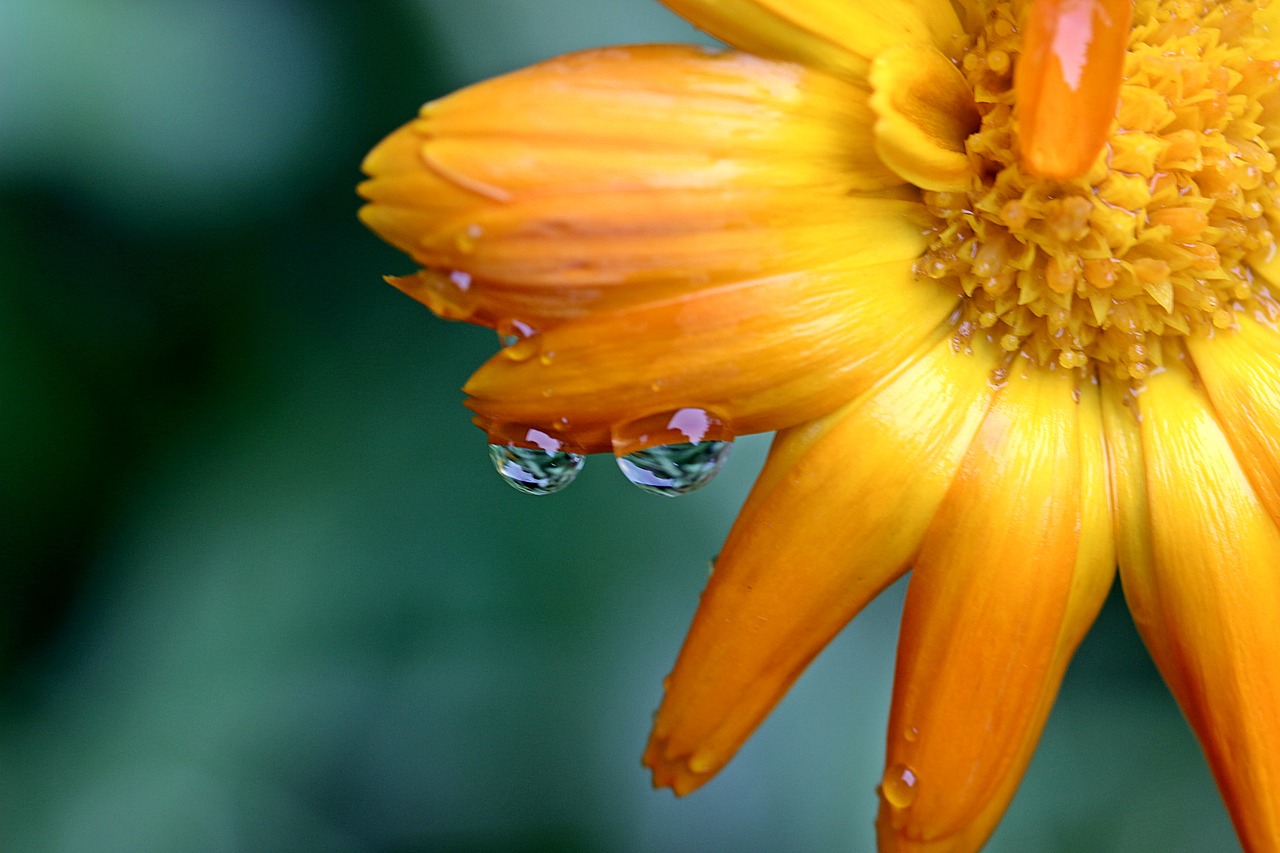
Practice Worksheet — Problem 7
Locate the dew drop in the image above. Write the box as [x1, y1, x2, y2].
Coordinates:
[881, 763, 919, 809]
[903, 726, 919, 743]
[454, 223, 483, 253]
[501, 337, 538, 362]
[616, 440, 732, 497]
[496, 318, 535, 349]
[488, 430, 584, 495]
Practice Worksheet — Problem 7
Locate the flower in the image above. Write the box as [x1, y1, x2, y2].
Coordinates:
[357, 0, 1280, 849]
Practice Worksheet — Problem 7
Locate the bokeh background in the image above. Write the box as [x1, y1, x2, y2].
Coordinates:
[0, 1, 1241, 850]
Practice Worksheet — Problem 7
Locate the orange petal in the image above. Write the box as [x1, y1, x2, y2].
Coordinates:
[1015, 0, 1131, 180]
[1187, 317, 1280, 528]
[1106, 362, 1280, 852]
[462, 243, 959, 453]
[644, 333, 1002, 796]
[878, 362, 1115, 852]
[660, 0, 964, 81]
[358, 45, 902, 319]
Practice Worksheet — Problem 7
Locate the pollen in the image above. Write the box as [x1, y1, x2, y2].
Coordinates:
[916, 0, 1280, 379]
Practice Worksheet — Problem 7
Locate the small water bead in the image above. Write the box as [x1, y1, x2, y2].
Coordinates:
[496, 317, 535, 349]
[617, 440, 732, 497]
[454, 223, 483, 253]
[496, 318, 538, 361]
[880, 763, 919, 809]
[488, 429, 584, 495]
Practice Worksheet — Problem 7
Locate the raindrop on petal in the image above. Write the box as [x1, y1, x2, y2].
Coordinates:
[496, 317, 535, 349]
[488, 431, 584, 495]
[880, 763, 919, 809]
[616, 440, 732, 497]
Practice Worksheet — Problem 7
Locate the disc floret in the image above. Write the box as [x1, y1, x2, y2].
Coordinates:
[916, 0, 1280, 379]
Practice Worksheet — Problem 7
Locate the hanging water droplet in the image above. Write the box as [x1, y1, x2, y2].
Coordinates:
[610, 407, 733, 456]
[616, 440, 732, 497]
[496, 318, 535, 349]
[488, 433, 584, 495]
[880, 763, 919, 809]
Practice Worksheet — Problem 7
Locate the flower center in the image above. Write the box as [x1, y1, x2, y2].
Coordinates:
[916, 0, 1280, 378]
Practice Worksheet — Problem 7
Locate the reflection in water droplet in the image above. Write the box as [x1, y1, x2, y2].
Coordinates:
[501, 337, 538, 362]
[610, 407, 733, 457]
[616, 440, 732, 497]
[488, 431, 584, 495]
[496, 318, 535, 349]
[881, 763, 919, 809]
[454, 223, 483, 253]
[904, 726, 919, 743]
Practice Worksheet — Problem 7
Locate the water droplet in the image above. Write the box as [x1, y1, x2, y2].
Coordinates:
[454, 223, 483, 253]
[488, 431, 584, 495]
[881, 763, 919, 809]
[610, 407, 732, 456]
[538, 350, 555, 366]
[501, 337, 538, 362]
[616, 440, 732, 497]
[496, 318, 535, 348]
[903, 726, 919, 743]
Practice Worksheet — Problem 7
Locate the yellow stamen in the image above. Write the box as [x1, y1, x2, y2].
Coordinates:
[914, 0, 1280, 381]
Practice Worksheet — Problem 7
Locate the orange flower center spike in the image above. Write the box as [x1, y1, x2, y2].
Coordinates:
[1016, 0, 1132, 179]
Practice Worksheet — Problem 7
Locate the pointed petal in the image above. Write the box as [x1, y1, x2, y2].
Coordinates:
[1187, 317, 1280, 528]
[358, 45, 903, 319]
[1016, 0, 1131, 179]
[463, 248, 959, 453]
[660, 0, 964, 81]
[878, 363, 1115, 852]
[644, 334, 1002, 795]
[1109, 362, 1280, 852]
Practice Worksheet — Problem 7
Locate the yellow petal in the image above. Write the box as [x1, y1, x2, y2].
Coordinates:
[870, 45, 979, 191]
[878, 362, 1114, 852]
[1015, 0, 1131, 179]
[644, 333, 1001, 796]
[358, 45, 902, 317]
[1108, 362, 1280, 852]
[1187, 317, 1280, 528]
[660, 0, 964, 81]
[463, 244, 959, 453]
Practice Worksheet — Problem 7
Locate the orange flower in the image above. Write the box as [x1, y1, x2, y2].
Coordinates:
[358, 0, 1280, 849]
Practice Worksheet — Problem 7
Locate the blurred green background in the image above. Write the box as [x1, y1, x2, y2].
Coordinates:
[0, 1, 1240, 850]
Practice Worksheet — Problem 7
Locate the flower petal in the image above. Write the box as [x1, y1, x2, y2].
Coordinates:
[659, 0, 963, 81]
[1187, 318, 1280, 528]
[644, 333, 1002, 796]
[1015, 0, 1131, 179]
[1106, 362, 1280, 852]
[463, 245, 959, 452]
[870, 44, 980, 191]
[358, 45, 902, 319]
[877, 362, 1114, 852]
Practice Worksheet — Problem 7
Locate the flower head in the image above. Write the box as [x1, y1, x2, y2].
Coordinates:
[358, 0, 1280, 849]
